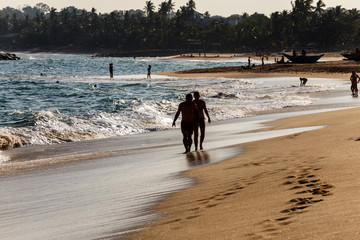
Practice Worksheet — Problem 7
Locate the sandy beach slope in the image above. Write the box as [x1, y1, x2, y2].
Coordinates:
[132, 57, 360, 240]
[131, 106, 360, 240]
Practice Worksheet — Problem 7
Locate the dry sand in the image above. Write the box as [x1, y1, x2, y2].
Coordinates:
[130, 59, 360, 239]
[161, 52, 360, 80]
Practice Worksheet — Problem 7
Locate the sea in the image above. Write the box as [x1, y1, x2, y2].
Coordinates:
[0, 53, 343, 150]
[0, 53, 357, 240]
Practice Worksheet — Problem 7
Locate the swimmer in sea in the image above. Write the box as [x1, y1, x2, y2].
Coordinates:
[173, 93, 199, 153]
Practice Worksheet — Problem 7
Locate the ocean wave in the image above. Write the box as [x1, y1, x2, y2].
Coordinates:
[0, 129, 24, 150]
[0, 67, 341, 150]
[2, 78, 332, 148]
[4, 100, 177, 147]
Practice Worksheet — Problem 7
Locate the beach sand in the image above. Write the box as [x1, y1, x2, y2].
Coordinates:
[162, 60, 360, 80]
[131, 106, 360, 240]
[131, 60, 360, 239]
[161, 51, 360, 80]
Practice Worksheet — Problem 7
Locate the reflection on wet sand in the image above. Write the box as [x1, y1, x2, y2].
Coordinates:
[186, 150, 210, 167]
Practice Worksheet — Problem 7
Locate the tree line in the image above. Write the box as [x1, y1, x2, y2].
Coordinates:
[0, 0, 359, 53]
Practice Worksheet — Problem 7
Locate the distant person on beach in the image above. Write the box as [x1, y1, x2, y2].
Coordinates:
[193, 91, 211, 151]
[300, 77, 308, 86]
[350, 71, 360, 96]
[109, 63, 114, 79]
[173, 93, 199, 153]
[248, 57, 251, 68]
[147, 65, 152, 79]
[276, 56, 285, 63]
[302, 49, 306, 56]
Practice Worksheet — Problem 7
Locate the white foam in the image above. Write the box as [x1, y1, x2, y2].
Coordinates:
[0, 151, 9, 163]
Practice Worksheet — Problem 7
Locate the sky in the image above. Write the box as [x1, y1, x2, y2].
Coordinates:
[0, 0, 359, 17]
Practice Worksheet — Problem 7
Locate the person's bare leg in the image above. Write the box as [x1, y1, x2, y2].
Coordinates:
[200, 121, 205, 150]
[187, 127, 193, 152]
[183, 132, 189, 153]
[188, 136, 192, 152]
[194, 126, 199, 151]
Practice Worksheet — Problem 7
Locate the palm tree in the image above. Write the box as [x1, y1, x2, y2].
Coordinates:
[167, 0, 175, 13]
[144, 1, 155, 17]
[315, 0, 325, 15]
[159, 2, 169, 16]
[291, 0, 314, 15]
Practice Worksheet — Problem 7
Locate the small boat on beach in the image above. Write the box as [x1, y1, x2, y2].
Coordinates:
[342, 52, 360, 61]
[282, 53, 324, 63]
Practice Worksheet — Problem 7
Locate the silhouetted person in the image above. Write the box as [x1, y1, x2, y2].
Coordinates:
[350, 71, 360, 96]
[300, 77, 308, 86]
[109, 63, 114, 79]
[302, 49, 306, 56]
[147, 65, 152, 79]
[293, 49, 297, 57]
[248, 57, 251, 68]
[281, 55, 285, 63]
[173, 93, 199, 153]
[193, 91, 211, 151]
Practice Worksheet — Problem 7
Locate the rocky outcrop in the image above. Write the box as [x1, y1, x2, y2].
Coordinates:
[0, 52, 20, 60]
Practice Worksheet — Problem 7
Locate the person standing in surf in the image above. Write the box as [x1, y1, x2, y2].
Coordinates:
[350, 71, 360, 96]
[109, 63, 114, 79]
[193, 91, 211, 150]
[173, 93, 199, 153]
[147, 65, 152, 79]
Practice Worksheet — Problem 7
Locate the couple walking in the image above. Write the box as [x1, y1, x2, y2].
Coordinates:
[172, 91, 211, 153]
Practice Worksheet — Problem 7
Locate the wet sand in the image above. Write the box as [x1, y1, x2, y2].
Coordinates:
[131, 106, 360, 240]
[1, 109, 333, 240]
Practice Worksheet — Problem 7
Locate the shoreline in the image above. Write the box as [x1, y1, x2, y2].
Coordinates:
[131, 106, 360, 240]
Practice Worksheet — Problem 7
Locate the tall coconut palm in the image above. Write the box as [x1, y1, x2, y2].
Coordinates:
[315, 0, 325, 15]
[144, 1, 155, 17]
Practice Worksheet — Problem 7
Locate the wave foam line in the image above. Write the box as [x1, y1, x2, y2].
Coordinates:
[0, 151, 9, 163]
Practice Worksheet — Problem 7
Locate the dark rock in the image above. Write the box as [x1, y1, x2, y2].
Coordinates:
[0, 52, 20, 60]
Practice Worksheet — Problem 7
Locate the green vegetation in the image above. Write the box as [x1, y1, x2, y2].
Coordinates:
[0, 0, 359, 53]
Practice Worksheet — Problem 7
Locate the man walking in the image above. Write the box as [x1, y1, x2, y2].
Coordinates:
[173, 93, 198, 153]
